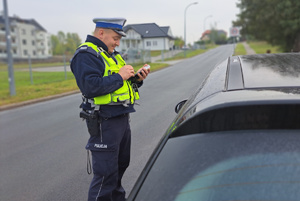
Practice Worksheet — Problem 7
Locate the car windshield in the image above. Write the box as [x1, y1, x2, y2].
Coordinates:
[134, 130, 300, 201]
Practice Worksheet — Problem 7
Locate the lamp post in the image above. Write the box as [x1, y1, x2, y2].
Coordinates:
[203, 15, 212, 33]
[184, 2, 198, 57]
[3, 0, 15, 96]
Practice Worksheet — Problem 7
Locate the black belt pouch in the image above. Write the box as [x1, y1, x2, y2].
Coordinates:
[84, 112, 101, 136]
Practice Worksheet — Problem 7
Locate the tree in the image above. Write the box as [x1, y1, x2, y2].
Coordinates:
[51, 31, 82, 55]
[233, 0, 300, 52]
[174, 37, 184, 48]
[57, 31, 66, 45]
[65, 33, 81, 54]
[51, 35, 64, 55]
[215, 33, 227, 45]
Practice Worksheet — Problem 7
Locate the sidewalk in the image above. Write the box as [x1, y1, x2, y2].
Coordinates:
[29, 65, 71, 72]
[242, 42, 256, 55]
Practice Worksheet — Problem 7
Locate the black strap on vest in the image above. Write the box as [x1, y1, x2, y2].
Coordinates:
[70, 45, 105, 64]
[74, 45, 100, 58]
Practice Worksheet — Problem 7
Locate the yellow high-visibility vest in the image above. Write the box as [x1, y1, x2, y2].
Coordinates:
[78, 42, 140, 106]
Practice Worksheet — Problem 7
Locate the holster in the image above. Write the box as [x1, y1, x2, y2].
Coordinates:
[80, 110, 101, 136]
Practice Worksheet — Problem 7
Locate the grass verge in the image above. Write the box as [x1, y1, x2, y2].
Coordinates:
[0, 71, 78, 106]
[248, 41, 283, 54]
[233, 43, 247, 55]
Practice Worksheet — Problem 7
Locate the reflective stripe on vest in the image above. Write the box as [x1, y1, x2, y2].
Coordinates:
[78, 42, 140, 106]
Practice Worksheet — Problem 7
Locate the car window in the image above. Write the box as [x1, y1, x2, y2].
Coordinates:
[134, 130, 300, 201]
[175, 153, 300, 201]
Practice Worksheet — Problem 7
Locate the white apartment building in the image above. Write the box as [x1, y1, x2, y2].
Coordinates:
[0, 15, 52, 60]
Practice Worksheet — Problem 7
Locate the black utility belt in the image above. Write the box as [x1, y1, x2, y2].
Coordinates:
[80, 109, 128, 120]
[80, 110, 99, 119]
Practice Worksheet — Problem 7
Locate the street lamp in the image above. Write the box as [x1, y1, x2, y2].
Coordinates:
[203, 15, 213, 33]
[3, 0, 15, 96]
[184, 2, 198, 57]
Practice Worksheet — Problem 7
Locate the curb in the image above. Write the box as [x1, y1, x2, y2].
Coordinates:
[0, 90, 80, 111]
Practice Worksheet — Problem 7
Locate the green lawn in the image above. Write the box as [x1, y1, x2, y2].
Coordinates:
[0, 71, 78, 106]
[248, 41, 283, 54]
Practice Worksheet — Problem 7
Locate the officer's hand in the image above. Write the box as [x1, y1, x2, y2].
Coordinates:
[118, 65, 135, 80]
[137, 64, 150, 82]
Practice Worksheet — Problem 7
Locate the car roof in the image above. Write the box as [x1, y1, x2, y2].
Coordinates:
[228, 53, 300, 90]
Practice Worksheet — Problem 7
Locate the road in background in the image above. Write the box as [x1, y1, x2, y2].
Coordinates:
[0, 45, 234, 201]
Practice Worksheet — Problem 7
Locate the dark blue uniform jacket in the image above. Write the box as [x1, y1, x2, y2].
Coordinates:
[70, 35, 142, 118]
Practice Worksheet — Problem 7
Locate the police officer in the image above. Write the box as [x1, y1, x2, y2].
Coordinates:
[70, 17, 150, 201]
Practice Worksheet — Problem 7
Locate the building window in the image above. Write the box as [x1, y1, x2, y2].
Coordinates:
[22, 39, 27, 45]
[153, 41, 158, 46]
[22, 29, 26, 34]
[146, 41, 151, 46]
[23, 50, 28, 55]
[32, 41, 35, 46]
[33, 51, 36, 55]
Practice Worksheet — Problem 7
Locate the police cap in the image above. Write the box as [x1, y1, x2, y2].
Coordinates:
[93, 18, 127, 37]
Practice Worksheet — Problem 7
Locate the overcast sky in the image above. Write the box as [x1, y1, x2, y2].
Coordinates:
[3, 0, 240, 44]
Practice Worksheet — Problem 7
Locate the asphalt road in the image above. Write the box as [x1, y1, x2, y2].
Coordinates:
[0, 45, 234, 201]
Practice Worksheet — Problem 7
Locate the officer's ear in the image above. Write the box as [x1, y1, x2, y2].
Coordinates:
[94, 28, 104, 39]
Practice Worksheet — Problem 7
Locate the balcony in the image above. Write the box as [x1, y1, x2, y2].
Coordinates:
[0, 29, 17, 36]
[0, 41, 18, 48]
[36, 44, 45, 50]
[122, 35, 142, 40]
[36, 35, 44, 41]
[0, 52, 18, 59]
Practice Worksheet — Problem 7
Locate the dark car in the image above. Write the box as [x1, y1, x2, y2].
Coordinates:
[128, 53, 300, 201]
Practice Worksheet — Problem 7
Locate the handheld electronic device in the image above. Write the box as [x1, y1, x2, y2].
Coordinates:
[128, 65, 150, 82]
